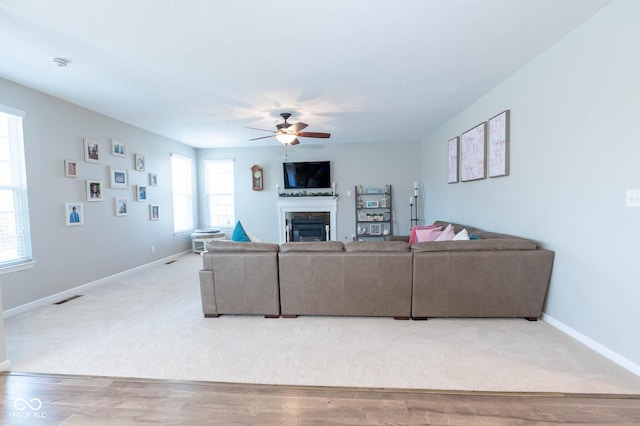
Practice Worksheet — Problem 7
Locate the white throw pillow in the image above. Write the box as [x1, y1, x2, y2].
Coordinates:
[452, 228, 470, 241]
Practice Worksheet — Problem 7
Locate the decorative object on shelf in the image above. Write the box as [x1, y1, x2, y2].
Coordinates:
[356, 185, 363, 194]
[64, 160, 78, 178]
[251, 164, 263, 191]
[381, 194, 388, 208]
[83, 137, 100, 163]
[111, 138, 126, 157]
[135, 153, 145, 171]
[460, 121, 487, 181]
[364, 187, 382, 194]
[365, 200, 379, 208]
[86, 179, 103, 201]
[332, 182, 336, 196]
[65, 203, 84, 226]
[109, 166, 129, 189]
[488, 110, 510, 178]
[115, 197, 128, 216]
[370, 223, 382, 235]
[149, 173, 157, 186]
[448, 136, 459, 184]
[278, 191, 336, 197]
[149, 204, 159, 221]
[135, 185, 147, 201]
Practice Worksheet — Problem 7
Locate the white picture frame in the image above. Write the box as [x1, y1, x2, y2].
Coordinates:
[115, 197, 128, 216]
[135, 153, 145, 171]
[111, 138, 127, 157]
[136, 185, 147, 201]
[109, 167, 129, 189]
[83, 138, 100, 163]
[488, 110, 510, 178]
[149, 173, 157, 186]
[149, 204, 159, 221]
[460, 122, 487, 182]
[365, 200, 379, 208]
[64, 160, 78, 178]
[86, 179, 103, 201]
[65, 203, 84, 226]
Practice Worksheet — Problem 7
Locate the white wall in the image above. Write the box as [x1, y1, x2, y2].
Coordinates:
[197, 141, 421, 244]
[421, 0, 640, 368]
[0, 78, 197, 311]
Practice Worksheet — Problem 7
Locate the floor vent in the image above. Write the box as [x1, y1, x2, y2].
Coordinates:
[165, 260, 178, 265]
[54, 295, 83, 305]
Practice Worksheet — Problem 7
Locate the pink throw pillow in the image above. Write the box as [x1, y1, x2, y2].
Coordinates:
[435, 223, 455, 241]
[409, 224, 440, 244]
[416, 228, 443, 242]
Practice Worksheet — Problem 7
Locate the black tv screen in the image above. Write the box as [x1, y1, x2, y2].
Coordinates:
[283, 161, 331, 189]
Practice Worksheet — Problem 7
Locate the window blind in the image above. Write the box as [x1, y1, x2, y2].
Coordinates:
[0, 106, 32, 269]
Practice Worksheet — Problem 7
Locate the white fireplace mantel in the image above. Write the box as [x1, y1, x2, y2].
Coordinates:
[277, 196, 339, 244]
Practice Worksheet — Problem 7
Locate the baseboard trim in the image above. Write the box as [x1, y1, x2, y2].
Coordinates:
[3, 251, 191, 318]
[0, 359, 11, 372]
[542, 313, 640, 377]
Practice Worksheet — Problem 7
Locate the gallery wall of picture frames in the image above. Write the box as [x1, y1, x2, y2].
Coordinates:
[63, 137, 161, 226]
[447, 110, 510, 184]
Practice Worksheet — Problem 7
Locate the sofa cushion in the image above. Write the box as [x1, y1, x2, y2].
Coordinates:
[416, 227, 442, 242]
[453, 228, 470, 240]
[409, 224, 440, 244]
[280, 241, 345, 252]
[435, 223, 455, 241]
[231, 221, 251, 242]
[206, 241, 279, 252]
[411, 238, 539, 252]
[344, 241, 410, 252]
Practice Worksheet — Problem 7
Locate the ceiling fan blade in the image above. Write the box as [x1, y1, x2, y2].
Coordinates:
[248, 134, 276, 141]
[297, 132, 331, 138]
[289, 122, 308, 132]
[245, 127, 276, 133]
[289, 138, 300, 145]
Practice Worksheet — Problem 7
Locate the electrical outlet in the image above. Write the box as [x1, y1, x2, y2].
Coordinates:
[151, 245, 156, 253]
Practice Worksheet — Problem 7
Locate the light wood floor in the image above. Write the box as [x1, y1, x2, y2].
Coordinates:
[1, 372, 639, 425]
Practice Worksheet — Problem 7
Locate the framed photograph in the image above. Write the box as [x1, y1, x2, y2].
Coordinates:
[109, 167, 129, 189]
[148, 173, 157, 186]
[135, 185, 147, 201]
[488, 110, 510, 178]
[86, 179, 103, 201]
[447, 137, 459, 184]
[460, 122, 486, 182]
[135, 153, 145, 171]
[149, 204, 159, 221]
[83, 138, 100, 163]
[370, 223, 382, 235]
[365, 200, 379, 208]
[64, 160, 78, 178]
[65, 203, 84, 226]
[111, 138, 127, 157]
[115, 197, 128, 216]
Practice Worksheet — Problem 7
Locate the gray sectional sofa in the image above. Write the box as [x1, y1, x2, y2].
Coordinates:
[198, 221, 554, 320]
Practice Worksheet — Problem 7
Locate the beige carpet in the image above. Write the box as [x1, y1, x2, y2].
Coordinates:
[5, 253, 640, 393]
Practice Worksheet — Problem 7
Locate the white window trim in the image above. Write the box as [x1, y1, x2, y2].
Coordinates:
[170, 153, 194, 234]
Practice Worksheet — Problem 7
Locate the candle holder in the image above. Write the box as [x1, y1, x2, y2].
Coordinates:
[410, 181, 420, 230]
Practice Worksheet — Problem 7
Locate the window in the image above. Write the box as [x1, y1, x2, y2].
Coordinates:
[170, 154, 193, 233]
[204, 159, 235, 227]
[0, 106, 32, 271]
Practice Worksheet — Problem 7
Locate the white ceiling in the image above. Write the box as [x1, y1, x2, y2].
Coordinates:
[0, 0, 611, 148]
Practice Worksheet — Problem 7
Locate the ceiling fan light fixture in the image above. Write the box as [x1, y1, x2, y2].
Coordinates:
[276, 134, 297, 144]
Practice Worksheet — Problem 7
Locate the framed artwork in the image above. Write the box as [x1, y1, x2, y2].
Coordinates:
[115, 197, 128, 216]
[447, 137, 459, 184]
[109, 167, 129, 189]
[65, 203, 84, 226]
[488, 110, 510, 178]
[86, 179, 103, 201]
[365, 200, 379, 208]
[64, 160, 78, 178]
[83, 138, 100, 163]
[148, 173, 157, 186]
[370, 223, 382, 235]
[135, 185, 147, 201]
[111, 138, 127, 157]
[149, 204, 159, 221]
[460, 122, 486, 182]
[135, 153, 145, 171]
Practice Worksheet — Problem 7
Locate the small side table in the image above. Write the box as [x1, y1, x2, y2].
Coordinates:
[191, 230, 225, 254]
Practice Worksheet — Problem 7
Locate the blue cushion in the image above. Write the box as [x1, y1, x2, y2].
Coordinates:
[469, 233, 480, 240]
[231, 221, 251, 242]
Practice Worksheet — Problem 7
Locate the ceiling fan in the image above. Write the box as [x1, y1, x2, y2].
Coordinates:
[246, 113, 331, 145]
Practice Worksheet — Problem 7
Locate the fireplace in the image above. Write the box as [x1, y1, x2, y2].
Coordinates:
[277, 196, 338, 244]
[290, 218, 326, 242]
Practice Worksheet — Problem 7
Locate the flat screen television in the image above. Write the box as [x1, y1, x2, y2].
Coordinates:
[283, 161, 331, 189]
